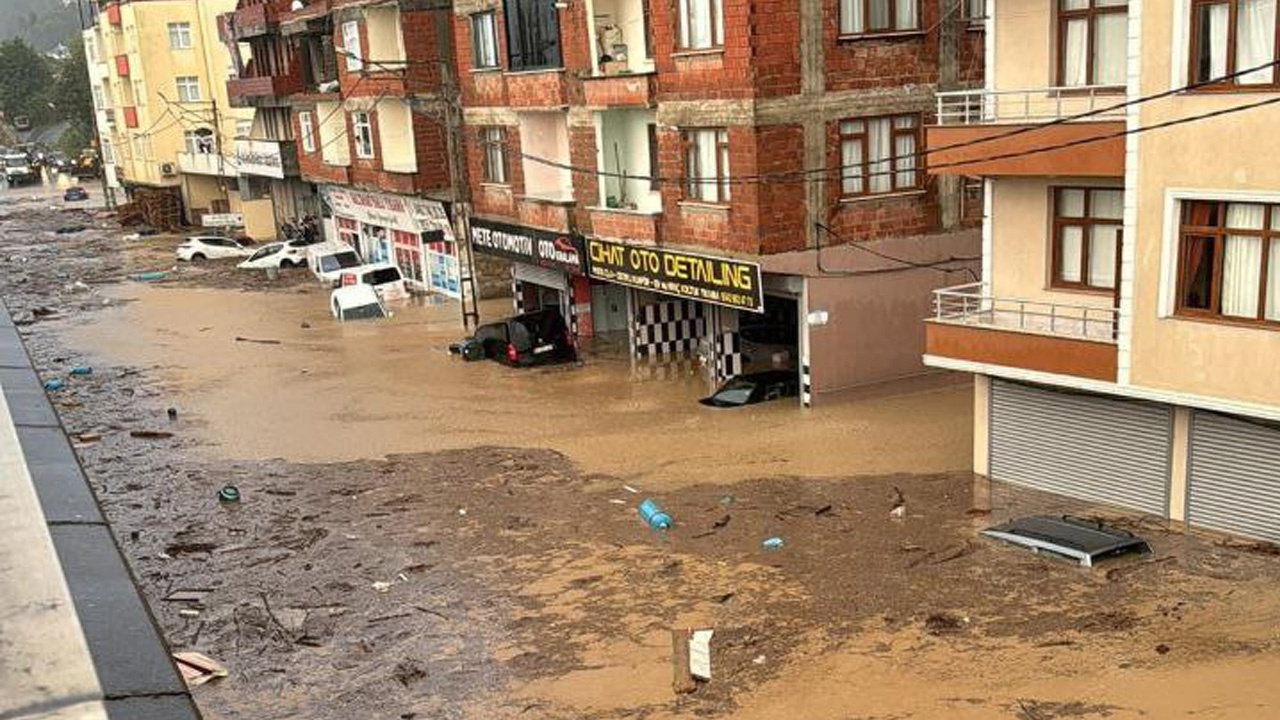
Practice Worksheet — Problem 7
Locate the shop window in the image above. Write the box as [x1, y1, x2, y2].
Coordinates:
[839, 114, 920, 197]
[1052, 187, 1123, 291]
[1058, 0, 1128, 87]
[1191, 0, 1279, 87]
[683, 128, 729, 204]
[505, 0, 562, 71]
[840, 0, 920, 36]
[678, 0, 723, 49]
[1177, 199, 1280, 324]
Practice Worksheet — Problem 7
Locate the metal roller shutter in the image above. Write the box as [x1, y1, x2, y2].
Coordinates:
[989, 380, 1172, 515]
[513, 262, 568, 292]
[1188, 411, 1280, 543]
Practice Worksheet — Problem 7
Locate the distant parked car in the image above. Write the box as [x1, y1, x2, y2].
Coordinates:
[63, 186, 89, 202]
[331, 284, 388, 322]
[47, 153, 71, 173]
[450, 309, 576, 367]
[308, 243, 363, 284]
[335, 263, 409, 301]
[176, 235, 254, 262]
[699, 370, 799, 408]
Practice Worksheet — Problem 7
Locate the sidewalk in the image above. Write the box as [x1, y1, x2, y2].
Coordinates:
[0, 302, 198, 720]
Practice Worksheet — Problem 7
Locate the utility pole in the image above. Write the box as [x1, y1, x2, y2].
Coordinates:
[433, 1, 479, 329]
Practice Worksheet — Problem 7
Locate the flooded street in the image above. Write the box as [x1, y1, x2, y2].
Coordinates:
[4, 186, 1280, 719]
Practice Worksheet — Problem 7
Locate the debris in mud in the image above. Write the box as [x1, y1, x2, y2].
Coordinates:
[174, 651, 228, 687]
[164, 589, 212, 604]
[1215, 538, 1280, 556]
[639, 498, 673, 530]
[130, 429, 174, 439]
[1155, 643, 1171, 655]
[218, 485, 242, 503]
[890, 486, 907, 519]
[393, 659, 429, 687]
[924, 612, 970, 635]
[1013, 699, 1125, 720]
[43, 378, 64, 391]
[762, 537, 784, 550]
[168, 407, 179, 421]
[234, 335, 282, 345]
[165, 542, 219, 557]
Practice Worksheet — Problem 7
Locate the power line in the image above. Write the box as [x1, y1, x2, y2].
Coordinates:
[814, 221, 980, 279]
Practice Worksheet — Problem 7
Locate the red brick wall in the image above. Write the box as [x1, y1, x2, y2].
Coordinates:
[755, 124, 806, 254]
[650, 0, 754, 101]
[413, 113, 451, 193]
[347, 108, 383, 188]
[567, 124, 598, 232]
[465, 125, 523, 218]
[506, 72, 567, 107]
[454, 2, 590, 108]
[295, 107, 350, 185]
[590, 209, 661, 244]
[516, 198, 572, 232]
[657, 126, 761, 255]
[750, 0, 802, 98]
[401, 9, 445, 93]
[824, 0, 943, 92]
[821, 118, 939, 243]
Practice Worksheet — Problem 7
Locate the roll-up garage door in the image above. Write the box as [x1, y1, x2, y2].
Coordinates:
[513, 262, 568, 292]
[1187, 411, 1280, 543]
[989, 380, 1172, 515]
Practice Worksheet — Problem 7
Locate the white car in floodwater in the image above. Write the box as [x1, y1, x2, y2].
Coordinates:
[176, 235, 254, 262]
[237, 241, 308, 270]
[335, 263, 409, 302]
[308, 244, 362, 284]
[331, 284, 389, 321]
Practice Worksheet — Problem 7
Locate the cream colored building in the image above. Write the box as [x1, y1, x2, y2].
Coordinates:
[924, 0, 1280, 542]
[88, 0, 273, 237]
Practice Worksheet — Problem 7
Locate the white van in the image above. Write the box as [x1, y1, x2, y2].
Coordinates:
[335, 262, 410, 302]
[308, 243, 362, 284]
[330, 284, 388, 321]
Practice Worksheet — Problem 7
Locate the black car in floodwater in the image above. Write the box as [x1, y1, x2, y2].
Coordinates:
[700, 370, 800, 408]
[451, 309, 577, 367]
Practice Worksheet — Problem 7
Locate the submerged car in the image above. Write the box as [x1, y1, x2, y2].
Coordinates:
[63, 186, 90, 202]
[176, 235, 254, 262]
[982, 515, 1151, 567]
[450, 309, 576, 367]
[699, 370, 799, 408]
[336, 263, 409, 301]
[237, 240, 311, 269]
[308, 244, 362, 284]
[331, 284, 389, 322]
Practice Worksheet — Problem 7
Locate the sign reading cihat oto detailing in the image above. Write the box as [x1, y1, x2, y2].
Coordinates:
[587, 238, 763, 313]
[469, 218, 586, 273]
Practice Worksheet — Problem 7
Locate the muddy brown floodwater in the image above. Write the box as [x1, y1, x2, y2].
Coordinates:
[4, 200, 1280, 719]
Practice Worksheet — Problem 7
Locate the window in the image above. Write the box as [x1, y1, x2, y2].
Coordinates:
[352, 112, 374, 158]
[299, 111, 316, 153]
[85, 36, 96, 62]
[1191, 0, 1280, 87]
[481, 127, 507, 183]
[342, 20, 363, 72]
[175, 76, 201, 102]
[962, 0, 987, 23]
[133, 79, 146, 105]
[101, 138, 114, 165]
[684, 128, 730, 203]
[505, 0, 562, 71]
[679, 0, 724, 48]
[184, 129, 215, 155]
[1177, 200, 1280, 324]
[168, 22, 192, 49]
[1058, 0, 1128, 87]
[472, 12, 499, 69]
[236, 120, 253, 139]
[1052, 187, 1123, 290]
[647, 123, 659, 191]
[840, 0, 921, 36]
[92, 85, 105, 110]
[839, 114, 920, 197]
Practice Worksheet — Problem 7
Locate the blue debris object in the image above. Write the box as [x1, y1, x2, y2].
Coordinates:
[762, 537, 785, 550]
[136, 271, 168, 282]
[43, 378, 65, 391]
[638, 498, 673, 530]
[70, 366, 92, 376]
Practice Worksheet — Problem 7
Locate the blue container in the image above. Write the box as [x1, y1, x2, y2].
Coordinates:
[70, 366, 92, 376]
[638, 498, 672, 530]
[43, 378, 64, 391]
[136, 271, 168, 282]
[762, 537, 785, 550]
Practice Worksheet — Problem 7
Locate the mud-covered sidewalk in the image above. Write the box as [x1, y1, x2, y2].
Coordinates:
[4, 196, 1280, 719]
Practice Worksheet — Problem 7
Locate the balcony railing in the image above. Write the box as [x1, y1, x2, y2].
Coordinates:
[935, 86, 1127, 125]
[933, 282, 1118, 343]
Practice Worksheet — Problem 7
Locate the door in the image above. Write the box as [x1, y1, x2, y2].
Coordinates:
[591, 283, 628, 334]
[1187, 411, 1280, 543]
[989, 380, 1172, 515]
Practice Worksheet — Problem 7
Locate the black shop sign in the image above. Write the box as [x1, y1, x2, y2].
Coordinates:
[469, 218, 586, 273]
[586, 238, 764, 313]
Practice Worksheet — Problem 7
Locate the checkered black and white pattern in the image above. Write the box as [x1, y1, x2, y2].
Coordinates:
[511, 277, 525, 315]
[715, 331, 744, 383]
[630, 357, 702, 382]
[632, 300, 705, 360]
[800, 363, 812, 407]
[567, 282, 578, 338]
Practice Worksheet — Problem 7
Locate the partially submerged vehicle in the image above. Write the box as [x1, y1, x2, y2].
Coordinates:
[450, 309, 576, 367]
[330, 284, 389, 322]
[699, 370, 800, 408]
[308, 243, 362, 284]
[982, 515, 1151, 567]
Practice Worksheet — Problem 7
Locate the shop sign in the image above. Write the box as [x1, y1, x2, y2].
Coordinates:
[320, 186, 455, 241]
[469, 218, 585, 273]
[232, 139, 284, 179]
[202, 212, 243, 228]
[586, 238, 763, 313]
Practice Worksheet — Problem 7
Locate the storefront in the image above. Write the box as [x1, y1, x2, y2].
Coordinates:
[320, 185, 460, 298]
[468, 218, 587, 333]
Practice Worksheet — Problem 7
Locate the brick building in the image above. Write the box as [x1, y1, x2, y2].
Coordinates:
[453, 0, 985, 403]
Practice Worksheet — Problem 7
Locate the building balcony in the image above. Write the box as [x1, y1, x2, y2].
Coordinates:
[924, 282, 1118, 382]
[177, 151, 238, 178]
[279, 0, 330, 36]
[231, 0, 292, 39]
[227, 73, 303, 107]
[115, 54, 129, 77]
[506, 69, 568, 108]
[925, 86, 1126, 177]
[583, 72, 655, 108]
[106, 3, 122, 25]
[589, 207, 661, 244]
[517, 195, 574, 233]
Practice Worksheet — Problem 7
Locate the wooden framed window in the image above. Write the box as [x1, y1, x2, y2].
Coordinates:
[683, 128, 729, 203]
[505, 0, 562, 71]
[1051, 187, 1123, 291]
[1177, 199, 1280, 325]
[471, 12, 499, 69]
[839, 0, 921, 36]
[678, 0, 724, 49]
[962, 0, 987, 24]
[341, 20, 363, 72]
[352, 111, 374, 158]
[299, 111, 316, 153]
[1057, 0, 1128, 87]
[1190, 0, 1280, 88]
[480, 127, 508, 184]
[839, 114, 921, 197]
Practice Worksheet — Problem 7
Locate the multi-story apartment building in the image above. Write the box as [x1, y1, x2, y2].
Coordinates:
[81, 24, 122, 199]
[450, 0, 983, 403]
[85, 0, 274, 235]
[279, 0, 466, 298]
[925, 0, 1280, 542]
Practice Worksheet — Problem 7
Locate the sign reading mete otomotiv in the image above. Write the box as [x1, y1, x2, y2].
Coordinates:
[468, 218, 586, 273]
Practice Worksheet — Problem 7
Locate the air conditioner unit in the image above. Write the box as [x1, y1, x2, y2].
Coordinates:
[160, 162, 176, 176]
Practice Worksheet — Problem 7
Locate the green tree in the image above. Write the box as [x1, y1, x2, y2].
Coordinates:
[52, 36, 94, 151]
[0, 38, 54, 124]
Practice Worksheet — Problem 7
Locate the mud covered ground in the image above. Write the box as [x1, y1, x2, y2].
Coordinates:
[5, 194, 1280, 719]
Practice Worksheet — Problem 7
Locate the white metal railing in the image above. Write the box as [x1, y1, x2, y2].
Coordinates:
[932, 282, 1118, 343]
[936, 86, 1127, 125]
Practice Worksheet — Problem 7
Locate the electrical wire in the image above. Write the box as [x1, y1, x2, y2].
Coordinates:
[814, 221, 980, 278]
